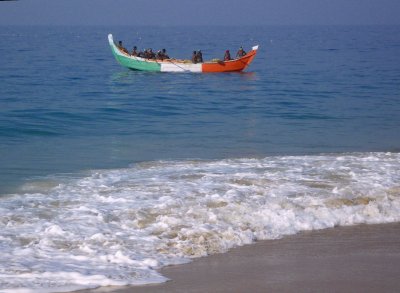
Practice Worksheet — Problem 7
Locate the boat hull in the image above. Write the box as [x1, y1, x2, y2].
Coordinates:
[108, 34, 258, 73]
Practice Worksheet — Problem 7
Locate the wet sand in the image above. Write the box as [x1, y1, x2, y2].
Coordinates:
[79, 223, 400, 293]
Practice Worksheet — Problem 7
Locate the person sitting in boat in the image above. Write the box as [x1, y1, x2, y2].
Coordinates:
[143, 49, 152, 59]
[196, 50, 203, 63]
[117, 41, 129, 54]
[143, 49, 149, 59]
[137, 49, 145, 58]
[156, 50, 163, 60]
[147, 48, 156, 59]
[162, 49, 170, 59]
[236, 46, 246, 58]
[192, 51, 198, 63]
[131, 46, 138, 56]
[156, 49, 168, 60]
[224, 50, 232, 61]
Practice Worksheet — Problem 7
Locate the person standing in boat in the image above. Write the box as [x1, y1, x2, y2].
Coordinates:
[236, 46, 246, 58]
[117, 41, 129, 54]
[131, 46, 138, 56]
[224, 50, 232, 61]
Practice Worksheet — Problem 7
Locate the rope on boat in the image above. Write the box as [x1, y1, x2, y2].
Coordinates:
[165, 59, 191, 72]
[140, 57, 191, 72]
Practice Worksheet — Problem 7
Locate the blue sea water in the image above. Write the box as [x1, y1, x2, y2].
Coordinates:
[1, 25, 399, 194]
[0, 25, 400, 292]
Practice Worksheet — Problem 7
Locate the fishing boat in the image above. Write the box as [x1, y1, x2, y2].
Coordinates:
[108, 34, 258, 73]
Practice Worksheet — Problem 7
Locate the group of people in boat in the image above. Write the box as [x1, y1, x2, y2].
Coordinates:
[224, 47, 247, 61]
[118, 41, 170, 60]
[117, 41, 247, 63]
[132, 47, 170, 60]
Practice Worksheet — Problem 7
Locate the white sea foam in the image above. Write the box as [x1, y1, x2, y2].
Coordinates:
[1, 152, 400, 292]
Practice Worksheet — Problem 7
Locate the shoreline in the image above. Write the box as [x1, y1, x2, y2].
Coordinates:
[78, 222, 400, 293]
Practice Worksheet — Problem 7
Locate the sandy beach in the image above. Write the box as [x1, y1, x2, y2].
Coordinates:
[78, 222, 400, 293]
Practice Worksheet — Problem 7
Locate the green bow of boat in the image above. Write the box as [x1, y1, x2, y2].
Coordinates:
[108, 34, 161, 72]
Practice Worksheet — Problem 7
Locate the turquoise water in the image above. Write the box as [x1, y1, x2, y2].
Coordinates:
[0, 26, 400, 292]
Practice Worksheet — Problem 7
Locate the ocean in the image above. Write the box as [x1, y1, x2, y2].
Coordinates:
[0, 25, 400, 292]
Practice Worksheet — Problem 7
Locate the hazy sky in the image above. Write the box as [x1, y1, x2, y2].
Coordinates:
[1, 0, 400, 26]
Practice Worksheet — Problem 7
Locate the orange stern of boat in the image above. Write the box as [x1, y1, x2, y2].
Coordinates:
[202, 47, 258, 73]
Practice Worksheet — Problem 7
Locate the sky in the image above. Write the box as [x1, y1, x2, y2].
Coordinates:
[0, 0, 400, 26]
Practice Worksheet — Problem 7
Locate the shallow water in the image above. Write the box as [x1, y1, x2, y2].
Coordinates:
[1, 153, 400, 292]
[0, 25, 400, 292]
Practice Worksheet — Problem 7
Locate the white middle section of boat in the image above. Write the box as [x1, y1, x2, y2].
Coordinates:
[160, 62, 202, 72]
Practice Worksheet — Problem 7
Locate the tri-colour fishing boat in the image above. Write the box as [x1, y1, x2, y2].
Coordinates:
[108, 34, 258, 73]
